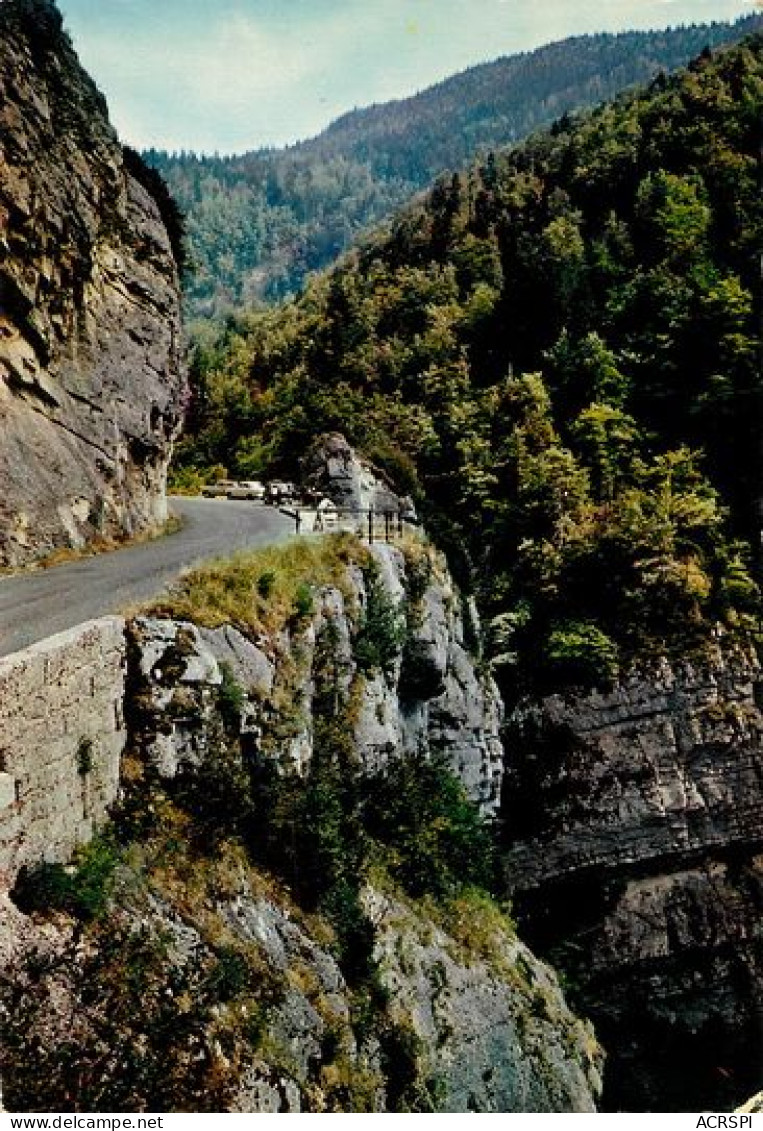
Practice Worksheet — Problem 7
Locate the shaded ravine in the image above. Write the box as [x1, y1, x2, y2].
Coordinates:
[0, 498, 294, 658]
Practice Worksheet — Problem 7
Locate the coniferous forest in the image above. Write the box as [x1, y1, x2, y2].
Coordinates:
[174, 33, 763, 705]
[147, 14, 763, 315]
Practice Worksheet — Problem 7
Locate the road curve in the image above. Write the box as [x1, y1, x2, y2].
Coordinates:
[0, 498, 296, 658]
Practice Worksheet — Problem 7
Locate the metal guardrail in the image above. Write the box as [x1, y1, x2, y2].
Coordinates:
[282, 506, 411, 543]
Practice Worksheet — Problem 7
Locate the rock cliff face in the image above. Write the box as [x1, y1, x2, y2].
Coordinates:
[130, 540, 504, 816]
[501, 642, 763, 1111]
[1, 870, 601, 1113]
[0, 0, 185, 565]
[367, 889, 600, 1113]
[301, 433, 405, 515]
[0, 537, 601, 1112]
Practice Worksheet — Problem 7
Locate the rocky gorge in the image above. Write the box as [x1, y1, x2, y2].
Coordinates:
[303, 443, 763, 1112]
[0, 521, 601, 1111]
[4, 0, 763, 1114]
[0, 3, 602, 1111]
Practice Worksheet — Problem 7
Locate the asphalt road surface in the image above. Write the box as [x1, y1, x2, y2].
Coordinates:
[0, 498, 296, 658]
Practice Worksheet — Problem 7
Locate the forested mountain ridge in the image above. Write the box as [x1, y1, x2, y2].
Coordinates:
[174, 42, 763, 1104]
[176, 32, 763, 698]
[147, 14, 763, 314]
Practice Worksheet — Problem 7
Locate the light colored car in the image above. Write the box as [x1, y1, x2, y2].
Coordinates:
[201, 479, 237, 498]
[266, 480, 296, 503]
[228, 480, 266, 501]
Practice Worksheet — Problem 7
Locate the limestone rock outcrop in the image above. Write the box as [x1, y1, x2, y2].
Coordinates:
[367, 889, 601, 1112]
[0, 552, 600, 1111]
[128, 540, 503, 815]
[0, 870, 602, 1113]
[0, 0, 185, 565]
[301, 433, 411, 517]
[502, 641, 763, 1111]
[221, 885, 601, 1112]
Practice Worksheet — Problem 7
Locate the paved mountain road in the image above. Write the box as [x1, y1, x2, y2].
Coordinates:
[0, 498, 295, 658]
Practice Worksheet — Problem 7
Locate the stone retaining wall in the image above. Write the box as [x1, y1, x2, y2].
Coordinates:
[0, 618, 127, 890]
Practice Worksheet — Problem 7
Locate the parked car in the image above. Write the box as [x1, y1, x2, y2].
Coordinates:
[228, 480, 266, 501]
[201, 479, 237, 498]
[265, 480, 296, 504]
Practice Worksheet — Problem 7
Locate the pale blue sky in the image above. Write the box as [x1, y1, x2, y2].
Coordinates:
[57, 0, 754, 153]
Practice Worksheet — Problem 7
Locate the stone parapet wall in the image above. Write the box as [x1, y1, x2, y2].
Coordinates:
[0, 618, 127, 890]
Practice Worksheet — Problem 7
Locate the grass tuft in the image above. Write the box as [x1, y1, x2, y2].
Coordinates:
[143, 532, 370, 637]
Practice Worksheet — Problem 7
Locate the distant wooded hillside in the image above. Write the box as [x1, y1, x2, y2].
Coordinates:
[147, 14, 763, 314]
[174, 31, 763, 694]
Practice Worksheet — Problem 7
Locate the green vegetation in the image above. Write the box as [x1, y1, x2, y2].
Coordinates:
[217, 662, 247, 732]
[145, 532, 368, 638]
[147, 16, 762, 314]
[545, 621, 620, 689]
[171, 719, 252, 848]
[175, 36, 763, 694]
[362, 757, 496, 900]
[353, 563, 405, 680]
[76, 736, 94, 776]
[293, 581, 315, 620]
[256, 568, 277, 599]
[247, 750, 496, 966]
[12, 834, 121, 922]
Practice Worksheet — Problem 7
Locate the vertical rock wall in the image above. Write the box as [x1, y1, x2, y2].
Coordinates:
[0, 0, 186, 565]
[129, 542, 504, 816]
[501, 643, 763, 1110]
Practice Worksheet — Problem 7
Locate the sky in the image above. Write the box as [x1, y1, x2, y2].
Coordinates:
[56, 0, 755, 154]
